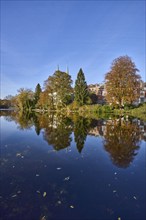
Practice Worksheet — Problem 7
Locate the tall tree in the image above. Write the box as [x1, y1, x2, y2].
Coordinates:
[105, 56, 141, 108]
[74, 68, 89, 106]
[34, 83, 42, 106]
[44, 70, 73, 109]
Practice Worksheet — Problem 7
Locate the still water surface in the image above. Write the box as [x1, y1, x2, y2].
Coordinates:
[0, 111, 146, 220]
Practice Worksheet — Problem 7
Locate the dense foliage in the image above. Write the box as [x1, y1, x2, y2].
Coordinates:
[74, 68, 90, 106]
[105, 56, 141, 107]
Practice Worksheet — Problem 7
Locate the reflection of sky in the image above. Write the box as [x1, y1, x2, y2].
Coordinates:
[0, 116, 17, 141]
[0, 116, 146, 220]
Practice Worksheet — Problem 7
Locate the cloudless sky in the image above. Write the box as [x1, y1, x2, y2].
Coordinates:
[1, 0, 145, 98]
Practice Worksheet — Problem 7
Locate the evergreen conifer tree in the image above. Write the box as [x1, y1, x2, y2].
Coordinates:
[34, 83, 42, 105]
[74, 68, 89, 106]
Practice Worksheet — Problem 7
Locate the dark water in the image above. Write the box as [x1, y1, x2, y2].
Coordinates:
[0, 111, 146, 220]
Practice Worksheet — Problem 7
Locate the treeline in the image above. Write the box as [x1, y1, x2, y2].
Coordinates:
[1, 55, 143, 111]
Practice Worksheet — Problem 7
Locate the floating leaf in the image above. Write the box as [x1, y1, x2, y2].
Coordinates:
[64, 176, 70, 181]
[11, 194, 17, 198]
[43, 192, 47, 197]
[41, 216, 46, 220]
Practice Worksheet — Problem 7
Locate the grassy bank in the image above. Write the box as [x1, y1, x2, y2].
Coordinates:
[65, 103, 146, 121]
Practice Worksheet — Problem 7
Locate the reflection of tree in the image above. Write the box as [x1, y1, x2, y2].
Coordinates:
[104, 119, 141, 168]
[16, 111, 34, 130]
[43, 114, 72, 151]
[33, 114, 41, 135]
[73, 116, 91, 153]
[3, 110, 34, 130]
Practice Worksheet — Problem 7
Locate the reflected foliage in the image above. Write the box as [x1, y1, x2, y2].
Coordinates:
[104, 118, 141, 168]
[73, 116, 91, 153]
[42, 114, 73, 151]
[1, 111, 145, 168]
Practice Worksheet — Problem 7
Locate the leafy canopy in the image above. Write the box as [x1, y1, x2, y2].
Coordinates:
[105, 56, 141, 107]
[44, 70, 73, 109]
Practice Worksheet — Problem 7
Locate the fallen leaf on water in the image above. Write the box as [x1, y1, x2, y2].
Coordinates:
[64, 176, 70, 181]
[41, 216, 46, 220]
[43, 192, 47, 197]
[11, 194, 17, 198]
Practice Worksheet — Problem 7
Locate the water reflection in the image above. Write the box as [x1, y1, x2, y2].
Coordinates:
[1, 110, 146, 168]
[103, 118, 141, 168]
[73, 116, 91, 153]
[0, 111, 146, 220]
[42, 114, 72, 151]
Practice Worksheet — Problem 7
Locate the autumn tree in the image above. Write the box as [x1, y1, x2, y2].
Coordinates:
[105, 56, 141, 108]
[74, 68, 90, 106]
[37, 88, 56, 110]
[44, 70, 73, 109]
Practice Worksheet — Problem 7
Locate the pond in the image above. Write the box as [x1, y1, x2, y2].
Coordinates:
[0, 111, 146, 220]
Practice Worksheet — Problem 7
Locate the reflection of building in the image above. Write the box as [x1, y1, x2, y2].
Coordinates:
[88, 118, 146, 142]
[88, 120, 107, 137]
[88, 84, 106, 104]
[132, 119, 146, 141]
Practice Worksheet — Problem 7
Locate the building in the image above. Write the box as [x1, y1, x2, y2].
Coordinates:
[88, 83, 106, 104]
[133, 81, 146, 105]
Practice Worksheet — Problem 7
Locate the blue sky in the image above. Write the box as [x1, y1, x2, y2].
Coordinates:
[1, 0, 145, 98]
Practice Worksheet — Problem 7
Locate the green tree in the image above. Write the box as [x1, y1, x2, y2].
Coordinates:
[44, 70, 73, 109]
[74, 68, 89, 106]
[105, 56, 141, 108]
[16, 88, 34, 111]
[34, 83, 42, 106]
